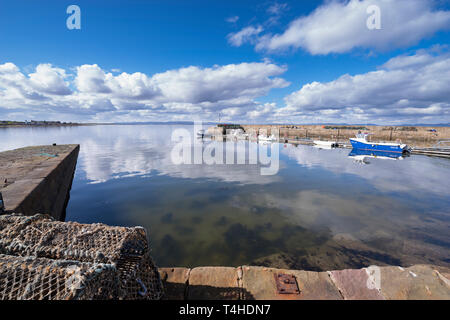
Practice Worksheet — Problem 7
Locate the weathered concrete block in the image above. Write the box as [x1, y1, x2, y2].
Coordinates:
[379, 265, 450, 300]
[158, 264, 450, 300]
[241, 266, 342, 300]
[241, 267, 282, 300]
[187, 267, 240, 300]
[0, 144, 79, 221]
[329, 268, 384, 300]
[159, 267, 190, 300]
[292, 270, 343, 300]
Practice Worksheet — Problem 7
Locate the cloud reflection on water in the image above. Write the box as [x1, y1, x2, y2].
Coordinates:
[1, 125, 449, 268]
[281, 143, 450, 196]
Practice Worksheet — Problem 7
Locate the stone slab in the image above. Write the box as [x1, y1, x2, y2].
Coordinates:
[329, 268, 385, 300]
[379, 265, 450, 300]
[187, 267, 240, 300]
[241, 266, 342, 300]
[157, 264, 450, 300]
[291, 270, 343, 300]
[159, 267, 190, 300]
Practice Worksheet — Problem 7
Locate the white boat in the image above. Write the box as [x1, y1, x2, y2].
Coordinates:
[313, 140, 339, 148]
[197, 129, 206, 137]
[258, 134, 278, 142]
[227, 128, 248, 139]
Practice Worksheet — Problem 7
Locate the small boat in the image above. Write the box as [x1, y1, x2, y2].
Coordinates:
[197, 129, 206, 137]
[350, 133, 410, 153]
[227, 128, 248, 139]
[258, 134, 277, 142]
[313, 140, 339, 148]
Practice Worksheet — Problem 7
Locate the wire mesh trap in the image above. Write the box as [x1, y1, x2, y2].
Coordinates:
[0, 213, 163, 300]
[0, 254, 119, 300]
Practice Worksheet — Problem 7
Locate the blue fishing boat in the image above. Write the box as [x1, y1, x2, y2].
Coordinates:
[350, 133, 410, 153]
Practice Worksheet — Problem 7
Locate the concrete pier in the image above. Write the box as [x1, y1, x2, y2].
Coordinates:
[159, 264, 450, 300]
[0, 144, 80, 221]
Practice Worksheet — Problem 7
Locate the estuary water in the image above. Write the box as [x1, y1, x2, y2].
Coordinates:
[1, 124, 449, 270]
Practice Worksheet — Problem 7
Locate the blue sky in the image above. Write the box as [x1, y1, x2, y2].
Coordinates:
[0, 0, 449, 124]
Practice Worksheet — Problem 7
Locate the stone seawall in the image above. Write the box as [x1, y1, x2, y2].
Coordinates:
[159, 264, 450, 300]
[0, 144, 80, 221]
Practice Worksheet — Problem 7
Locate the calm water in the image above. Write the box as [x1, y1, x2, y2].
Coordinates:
[1, 125, 449, 270]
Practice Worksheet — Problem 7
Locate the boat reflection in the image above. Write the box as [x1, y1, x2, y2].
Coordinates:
[348, 148, 408, 164]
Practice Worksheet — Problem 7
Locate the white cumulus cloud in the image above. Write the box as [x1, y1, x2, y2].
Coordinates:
[29, 64, 71, 96]
[0, 61, 289, 122]
[278, 49, 450, 123]
[253, 0, 450, 54]
[227, 26, 264, 47]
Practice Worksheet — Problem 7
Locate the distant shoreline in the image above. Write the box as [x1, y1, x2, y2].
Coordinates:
[0, 122, 99, 128]
[1, 121, 449, 128]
